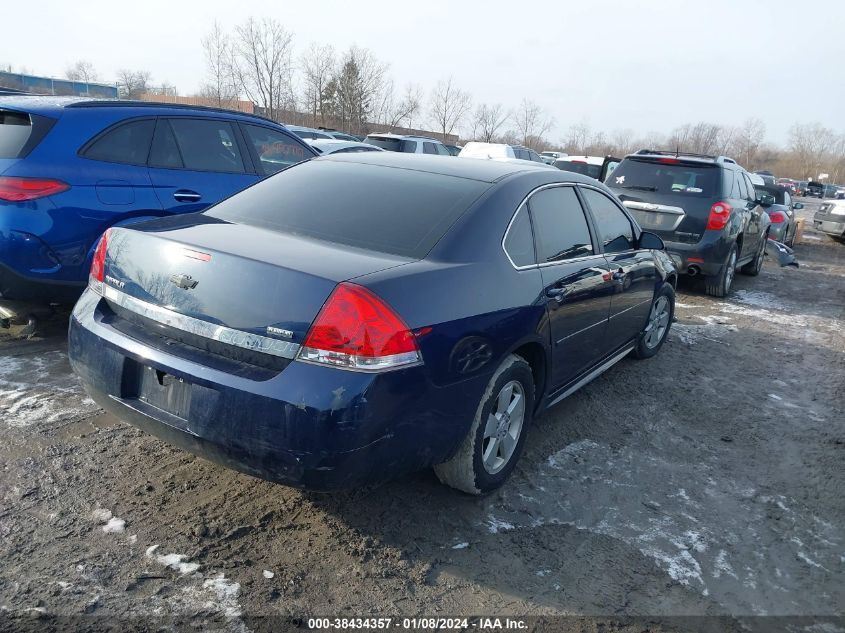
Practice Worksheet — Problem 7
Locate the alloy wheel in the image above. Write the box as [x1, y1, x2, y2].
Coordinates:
[481, 380, 525, 474]
[644, 296, 671, 349]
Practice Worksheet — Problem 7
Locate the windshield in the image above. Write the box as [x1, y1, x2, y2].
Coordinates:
[554, 160, 601, 179]
[365, 137, 415, 152]
[607, 159, 719, 197]
[758, 185, 786, 204]
[207, 160, 488, 258]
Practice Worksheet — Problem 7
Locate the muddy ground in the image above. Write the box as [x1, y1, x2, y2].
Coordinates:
[0, 201, 843, 632]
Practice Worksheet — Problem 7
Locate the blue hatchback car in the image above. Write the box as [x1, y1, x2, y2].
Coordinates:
[0, 96, 315, 322]
[68, 153, 677, 494]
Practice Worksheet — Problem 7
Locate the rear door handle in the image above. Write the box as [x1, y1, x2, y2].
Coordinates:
[173, 190, 201, 202]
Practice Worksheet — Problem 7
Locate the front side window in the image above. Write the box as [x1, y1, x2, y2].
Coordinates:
[528, 186, 594, 263]
[423, 142, 438, 155]
[82, 119, 155, 165]
[503, 207, 535, 267]
[435, 144, 451, 156]
[581, 188, 635, 254]
[743, 174, 757, 202]
[242, 124, 310, 175]
[167, 118, 245, 173]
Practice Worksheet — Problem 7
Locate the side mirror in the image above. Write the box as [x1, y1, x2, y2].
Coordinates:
[638, 231, 665, 250]
[758, 194, 776, 207]
[793, 202, 804, 209]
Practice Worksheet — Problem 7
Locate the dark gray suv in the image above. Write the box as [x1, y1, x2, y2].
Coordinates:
[605, 150, 772, 297]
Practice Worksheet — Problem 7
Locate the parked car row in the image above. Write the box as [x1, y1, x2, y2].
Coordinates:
[0, 94, 822, 494]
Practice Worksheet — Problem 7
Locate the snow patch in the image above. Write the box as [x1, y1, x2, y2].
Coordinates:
[91, 509, 112, 523]
[145, 545, 200, 574]
[102, 517, 126, 533]
[202, 574, 242, 618]
[262, 570, 274, 579]
[486, 516, 515, 534]
[451, 542, 469, 550]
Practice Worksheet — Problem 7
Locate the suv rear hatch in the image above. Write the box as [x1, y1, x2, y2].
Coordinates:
[607, 157, 722, 243]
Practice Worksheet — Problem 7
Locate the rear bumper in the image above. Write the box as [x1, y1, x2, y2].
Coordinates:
[663, 233, 730, 277]
[812, 214, 845, 237]
[68, 290, 482, 490]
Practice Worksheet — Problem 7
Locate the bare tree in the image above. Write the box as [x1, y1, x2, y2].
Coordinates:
[65, 60, 98, 83]
[512, 99, 553, 148]
[727, 118, 766, 168]
[300, 43, 336, 126]
[116, 69, 152, 99]
[788, 122, 835, 179]
[428, 77, 471, 142]
[377, 81, 423, 130]
[470, 103, 510, 142]
[201, 21, 239, 106]
[563, 122, 591, 154]
[669, 122, 728, 155]
[231, 17, 295, 121]
[148, 82, 178, 97]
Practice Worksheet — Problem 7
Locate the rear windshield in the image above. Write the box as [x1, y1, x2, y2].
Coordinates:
[206, 159, 488, 258]
[758, 185, 787, 204]
[364, 137, 416, 153]
[0, 110, 33, 158]
[608, 159, 719, 198]
[554, 160, 601, 179]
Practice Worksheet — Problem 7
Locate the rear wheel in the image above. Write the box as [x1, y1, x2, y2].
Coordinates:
[741, 233, 767, 276]
[704, 243, 737, 297]
[434, 354, 534, 495]
[632, 283, 674, 359]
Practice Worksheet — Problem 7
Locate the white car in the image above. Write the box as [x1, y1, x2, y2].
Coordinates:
[540, 150, 567, 164]
[458, 142, 547, 164]
[362, 133, 450, 155]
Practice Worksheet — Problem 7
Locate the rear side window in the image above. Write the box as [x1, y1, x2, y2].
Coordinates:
[0, 110, 35, 158]
[168, 119, 245, 173]
[149, 119, 182, 168]
[365, 137, 403, 151]
[82, 119, 155, 165]
[608, 159, 718, 197]
[555, 160, 601, 179]
[504, 208, 535, 267]
[401, 140, 417, 153]
[581, 188, 635, 253]
[528, 186, 594, 263]
[423, 142, 438, 155]
[242, 124, 310, 175]
[206, 160, 488, 258]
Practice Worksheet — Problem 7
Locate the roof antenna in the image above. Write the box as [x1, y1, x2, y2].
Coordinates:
[675, 144, 680, 158]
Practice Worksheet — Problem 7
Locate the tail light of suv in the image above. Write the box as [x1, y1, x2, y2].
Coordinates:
[768, 211, 786, 223]
[706, 202, 732, 231]
[298, 282, 422, 372]
[0, 177, 69, 201]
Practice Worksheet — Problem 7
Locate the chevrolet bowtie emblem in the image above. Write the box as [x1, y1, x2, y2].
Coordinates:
[169, 273, 198, 290]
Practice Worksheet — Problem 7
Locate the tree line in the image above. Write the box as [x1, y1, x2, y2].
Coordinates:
[5, 16, 844, 182]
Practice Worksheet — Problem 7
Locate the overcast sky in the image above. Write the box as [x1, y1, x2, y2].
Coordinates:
[5, 0, 844, 145]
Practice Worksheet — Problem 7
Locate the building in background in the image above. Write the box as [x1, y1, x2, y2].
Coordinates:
[0, 71, 118, 98]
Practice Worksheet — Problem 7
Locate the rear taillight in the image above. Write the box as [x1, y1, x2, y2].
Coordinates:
[706, 201, 732, 231]
[88, 229, 112, 295]
[297, 282, 422, 371]
[0, 177, 69, 202]
[768, 211, 786, 223]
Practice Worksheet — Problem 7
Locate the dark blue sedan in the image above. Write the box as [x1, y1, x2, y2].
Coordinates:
[68, 153, 677, 494]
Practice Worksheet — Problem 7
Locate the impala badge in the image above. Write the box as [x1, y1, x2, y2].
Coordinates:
[170, 273, 198, 290]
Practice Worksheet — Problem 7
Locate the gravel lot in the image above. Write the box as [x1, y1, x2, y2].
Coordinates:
[1, 201, 843, 632]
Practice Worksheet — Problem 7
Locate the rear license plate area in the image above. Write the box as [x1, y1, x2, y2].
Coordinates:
[632, 210, 678, 230]
[133, 365, 192, 419]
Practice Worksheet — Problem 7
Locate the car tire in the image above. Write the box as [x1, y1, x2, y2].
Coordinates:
[434, 354, 534, 495]
[632, 283, 675, 359]
[740, 233, 767, 276]
[704, 243, 737, 298]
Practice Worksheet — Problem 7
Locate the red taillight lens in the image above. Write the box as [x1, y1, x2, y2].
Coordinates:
[88, 229, 111, 294]
[706, 201, 732, 231]
[298, 282, 422, 371]
[769, 211, 786, 223]
[0, 177, 70, 202]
